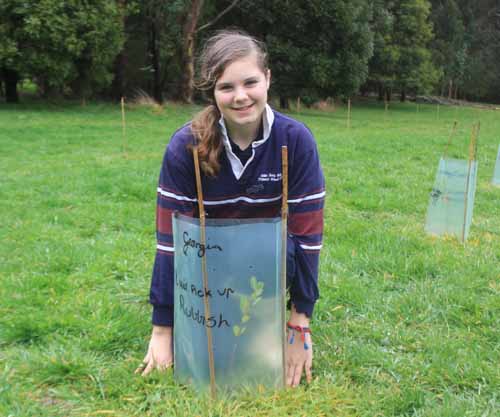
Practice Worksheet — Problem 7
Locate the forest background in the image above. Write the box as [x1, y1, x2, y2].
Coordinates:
[1, 0, 500, 106]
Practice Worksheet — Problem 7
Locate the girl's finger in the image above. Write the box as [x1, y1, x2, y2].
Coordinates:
[292, 363, 303, 387]
[134, 362, 147, 374]
[156, 361, 172, 372]
[286, 363, 294, 387]
[305, 362, 312, 383]
[141, 360, 155, 377]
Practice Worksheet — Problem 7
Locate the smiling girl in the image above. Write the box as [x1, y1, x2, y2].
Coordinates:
[138, 30, 325, 387]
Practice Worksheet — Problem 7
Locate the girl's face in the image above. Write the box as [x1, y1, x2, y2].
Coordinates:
[213, 53, 270, 139]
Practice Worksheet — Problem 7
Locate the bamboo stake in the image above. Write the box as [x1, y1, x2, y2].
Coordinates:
[473, 121, 480, 160]
[192, 147, 217, 399]
[462, 123, 479, 243]
[443, 121, 458, 159]
[121, 97, 127, 154]
[347, 98, 351, 129]
[280, 146, 288, 387]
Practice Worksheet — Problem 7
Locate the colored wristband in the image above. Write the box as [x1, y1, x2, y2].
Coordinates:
[287, 322, 312, 350]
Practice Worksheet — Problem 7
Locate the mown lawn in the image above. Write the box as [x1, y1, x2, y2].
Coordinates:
[0, 99, 499, 417]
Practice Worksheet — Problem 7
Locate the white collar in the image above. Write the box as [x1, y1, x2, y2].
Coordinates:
[218, 104, 275, 180]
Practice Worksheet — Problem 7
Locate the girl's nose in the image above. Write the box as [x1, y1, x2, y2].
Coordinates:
[234, 87, 248, 102]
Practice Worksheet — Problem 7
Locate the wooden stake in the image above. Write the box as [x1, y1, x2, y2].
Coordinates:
[437, 104, 440, 120]
[281, 146, 288, 387]
[296, 97, 301, 113]
[192, 147, 217, 399]
[462, 123, 479, 243]
[121, 97, 127, 154]
[473, 121, 480, 160]
[347, 98, 351, 128]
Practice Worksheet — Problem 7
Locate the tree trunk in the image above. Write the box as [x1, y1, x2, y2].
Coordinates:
[279, 96, 289, 109]
[3, 68, 19, 103]
[377, 83, 384, 101]
[111, 51, 127, 101]
[150, 21, 163, 103]
[400, 88, 406, 102]
[111, 0, 127, 101]
[181, 0, 204, 103]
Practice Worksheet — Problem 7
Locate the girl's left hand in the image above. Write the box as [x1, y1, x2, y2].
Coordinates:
[286, 328, 313, 387]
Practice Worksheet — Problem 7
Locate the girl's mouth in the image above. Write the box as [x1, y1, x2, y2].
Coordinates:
[233, 103, 254, 111]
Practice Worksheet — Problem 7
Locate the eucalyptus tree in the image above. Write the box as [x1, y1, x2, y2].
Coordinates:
[429, 0, 500, 101]
[367, 0, 439, 101]
[218, 0, 374, 107]
[129, 0, 242, 103]
[454, 0, 500, 101]
[429, 0, 466, 98]
[0, 0, 125, 102]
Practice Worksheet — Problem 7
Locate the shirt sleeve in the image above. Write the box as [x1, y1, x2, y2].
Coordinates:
[287, 126, 325, 318]
[150, 136, 196, 326]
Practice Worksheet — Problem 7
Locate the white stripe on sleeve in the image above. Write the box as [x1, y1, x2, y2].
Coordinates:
[288, 191, 326, 204]
[157, 244, 175, 252]
[299, 244, 323, 250]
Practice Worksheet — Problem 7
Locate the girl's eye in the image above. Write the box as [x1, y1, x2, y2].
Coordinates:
[245, 80, 258, 86]
[217, 85, 232, 91]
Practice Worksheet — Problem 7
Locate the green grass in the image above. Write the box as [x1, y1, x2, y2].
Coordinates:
[1, 99, 499, 416]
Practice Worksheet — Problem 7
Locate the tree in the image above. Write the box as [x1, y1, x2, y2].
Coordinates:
[110, 0, 137, 101]
[367, 0, 440, 101]
[454, 0, 500, 101]
[0, 0, 125, 102]
[180, 0, 242, 103]
[429, 0, 466, 97]
[218, 0, 374, 107]
[428, 0, 500, 102]
[127, 0, 241, 103]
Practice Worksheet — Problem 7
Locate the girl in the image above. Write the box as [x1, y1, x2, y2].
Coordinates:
[137, 30, 325, 388]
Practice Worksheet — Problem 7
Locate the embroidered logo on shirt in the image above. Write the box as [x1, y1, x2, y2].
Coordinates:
[246, 184, 265, 194]
[257, 173, 282, 182]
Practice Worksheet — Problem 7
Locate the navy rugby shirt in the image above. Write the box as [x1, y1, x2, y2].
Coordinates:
[150, 105, 325, 326]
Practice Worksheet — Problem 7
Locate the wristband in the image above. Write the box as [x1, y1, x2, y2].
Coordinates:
[287, 322, 312, 350]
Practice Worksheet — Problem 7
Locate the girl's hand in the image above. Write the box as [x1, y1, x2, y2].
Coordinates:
[286, 306, 313, 387]
[135, 325, 173, 376]
[286, 326, 313, 387]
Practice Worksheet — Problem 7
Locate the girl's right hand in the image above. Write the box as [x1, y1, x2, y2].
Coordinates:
[135, 325, 173, 376]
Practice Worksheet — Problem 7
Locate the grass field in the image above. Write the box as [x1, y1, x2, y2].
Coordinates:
[1, 99, 499, 417]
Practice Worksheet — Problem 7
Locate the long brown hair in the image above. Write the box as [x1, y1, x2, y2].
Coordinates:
[191, 30, 268, 177]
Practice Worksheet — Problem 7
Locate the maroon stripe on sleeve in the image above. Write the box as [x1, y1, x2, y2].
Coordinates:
[157, 206, 174, 235]
[288, 209, 324, 235]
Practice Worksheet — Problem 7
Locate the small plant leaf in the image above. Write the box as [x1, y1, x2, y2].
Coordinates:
[240, 295, 250, 314]
[233, 325, 241, 337]
[240, 327, 246, 335]
[252, 296, 262, 306]
[241, 314, 250, 323]
[250, 276, 257, 290]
